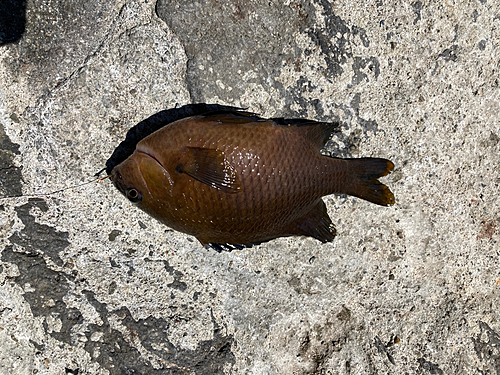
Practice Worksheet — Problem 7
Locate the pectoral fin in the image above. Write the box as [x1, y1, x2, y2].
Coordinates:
[177, 147, 241, 193]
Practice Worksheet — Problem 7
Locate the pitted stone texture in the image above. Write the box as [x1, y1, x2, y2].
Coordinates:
[1, 0, 500, 374]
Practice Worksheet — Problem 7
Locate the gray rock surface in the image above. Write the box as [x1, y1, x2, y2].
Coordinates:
[1, 0, 500, 373]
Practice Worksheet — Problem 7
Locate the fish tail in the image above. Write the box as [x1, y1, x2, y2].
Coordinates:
[344, 158, 395, 206]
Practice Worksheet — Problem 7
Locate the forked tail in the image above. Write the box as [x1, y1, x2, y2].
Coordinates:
[345, 158, 395, 206]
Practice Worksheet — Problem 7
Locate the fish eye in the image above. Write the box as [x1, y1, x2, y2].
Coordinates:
[126, 188, 142, 203]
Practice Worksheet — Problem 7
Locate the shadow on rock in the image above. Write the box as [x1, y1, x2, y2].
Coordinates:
[0, 0, 26, 45]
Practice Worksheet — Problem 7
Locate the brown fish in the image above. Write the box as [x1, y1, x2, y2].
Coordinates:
[110, 109, 394, 250]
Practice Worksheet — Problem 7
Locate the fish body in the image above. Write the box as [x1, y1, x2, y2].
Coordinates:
[110, 109, 394, 249]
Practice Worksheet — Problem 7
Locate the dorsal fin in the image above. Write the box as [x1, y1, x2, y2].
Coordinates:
[198, 110, 262, 124]
[272, 118, 340, 150]
[199, 111, 340, 149]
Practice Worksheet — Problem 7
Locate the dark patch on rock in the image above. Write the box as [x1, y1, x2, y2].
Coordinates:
[108, 280, 117, 295]
[1, 246, 83, 345]
[351, 25, 370, 48]
[284, 78, 341, 121]
[136, 309, 235, 374]
[84, 291, 236, 374]
[350, 93, 379, 133]
[412, 1, 422, 24]
[0, 122, 20, 154]
[109, 257, 120, 267]
[287, 275, 302, 294]
[472, 321, 500, 372]
[29, 198, 49, 212]
[163, 260, 188, 292]
[0, 0, 26, 44]
[306, 2, 349, 78]
[8, 198, 69, 266]
[472, 9, 479, 22]
[417, 357, 444, 374]
[489, 132, 500, 146]
[307, 0, 370, 79]
[82, 291, 159, 374]
[351, 57, 380, 86]
[439, 45, 458, 62]
[122, 260, 135, 276]
[167, 278, 187, 292]
[29, 339, 45, 353]
[374, 335, 395, 365]
[451, 24, 459, 43]
[108, 229, 122, 241]
[336, 306, 351, 322]
[0, 122, 22, 198]
[298, 332, 311, 355]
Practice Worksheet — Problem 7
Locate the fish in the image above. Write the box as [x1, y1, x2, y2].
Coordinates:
[107, 104, 395, 251]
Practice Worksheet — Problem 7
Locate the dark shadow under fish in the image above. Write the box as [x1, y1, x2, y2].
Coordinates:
[107, 104, 395, 251]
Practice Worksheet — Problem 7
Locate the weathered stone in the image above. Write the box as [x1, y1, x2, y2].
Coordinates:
[1, 0, 500, 373]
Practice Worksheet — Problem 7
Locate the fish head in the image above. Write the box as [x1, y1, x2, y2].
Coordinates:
[111, 147, 174, 212]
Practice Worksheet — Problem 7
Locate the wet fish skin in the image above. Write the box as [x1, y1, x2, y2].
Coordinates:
[110, 110, 394, 249]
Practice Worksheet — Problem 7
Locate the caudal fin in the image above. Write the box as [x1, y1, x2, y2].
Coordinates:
[345, 158, 395, 206]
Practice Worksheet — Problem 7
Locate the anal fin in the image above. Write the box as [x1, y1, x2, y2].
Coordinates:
[290, 200, 336, 243]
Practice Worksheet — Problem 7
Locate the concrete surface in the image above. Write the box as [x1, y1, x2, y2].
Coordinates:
[1, 0, 500, 374]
